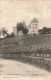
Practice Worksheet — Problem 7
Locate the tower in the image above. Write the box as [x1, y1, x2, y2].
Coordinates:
[13, 27, 17, 36]
[29, 18, 39, 34]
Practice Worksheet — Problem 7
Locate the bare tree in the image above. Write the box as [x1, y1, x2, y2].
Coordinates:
[2, 27, 8, 37]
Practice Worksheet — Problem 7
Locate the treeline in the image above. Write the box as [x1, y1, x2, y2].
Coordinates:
[0, 21, 29, 39]
[0, 27, 15, 39]
[39, 27, 51, 34]
[0, 23, 51, 39]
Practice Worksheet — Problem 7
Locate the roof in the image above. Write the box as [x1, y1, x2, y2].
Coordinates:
[30, 18, 39, 23]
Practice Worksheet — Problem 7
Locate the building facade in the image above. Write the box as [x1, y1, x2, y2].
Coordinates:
[13, 27, 17, 36]
[28, 18, 39, 34]
[13, 27, 23, 36]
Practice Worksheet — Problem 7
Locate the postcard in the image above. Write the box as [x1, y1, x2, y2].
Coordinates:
[0, 0, 51, 80]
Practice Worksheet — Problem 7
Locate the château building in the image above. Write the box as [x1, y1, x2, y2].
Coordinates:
[13, 18, 39, 36]
[28, 18, 39, 34]
[13, 27, 17, 36]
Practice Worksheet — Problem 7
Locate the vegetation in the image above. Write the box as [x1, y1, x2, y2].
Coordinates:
[22, 27, 29, 35]
[16, 22, 28, 35]
[0, 27, 15, 39]
[2, 27, 8, 37]
[5, 32, 15, 38]
[39, 27, 51, 34]
[0, 22, 51, 39]
[17, 22, 24, 32]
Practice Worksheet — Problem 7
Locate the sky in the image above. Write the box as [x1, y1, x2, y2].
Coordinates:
[0, 0, 51, 33]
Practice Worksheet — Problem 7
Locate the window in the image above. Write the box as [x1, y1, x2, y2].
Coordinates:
[33, 27, 34, 29]
[35, 24, 37, 26]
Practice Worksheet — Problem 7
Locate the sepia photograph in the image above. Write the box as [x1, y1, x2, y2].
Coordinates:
[0, 0, 51, 80]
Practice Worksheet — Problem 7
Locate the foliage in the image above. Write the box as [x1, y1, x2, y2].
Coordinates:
[17, 22, 24, 32]
[11, 32, 15, 37]
[39, 27, 51, 34]
[16, 22, 28, 35]
[2, 27, 8, 37]
[5, 32, 15, 38]
[22, 27, 29, 35]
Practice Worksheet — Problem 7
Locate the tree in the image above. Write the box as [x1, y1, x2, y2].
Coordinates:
[23, 21, 26, 28]
[2, 27, 8, 37]
[16, 22, 29, 35]
[39, 27, 51, 34]
[11, 32, 15, 37]
[17, 22, 24, 32]
[5, 32, 15, 38]
[43, 27, 47, 34]
[22, 27, 28, 35]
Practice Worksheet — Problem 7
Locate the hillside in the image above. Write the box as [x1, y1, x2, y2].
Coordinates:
[0, 34, 51, 48]
[0, 34, 51, 72]
[0, 34, 51, 53]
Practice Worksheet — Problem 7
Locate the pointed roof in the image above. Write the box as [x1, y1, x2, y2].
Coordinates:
[31, 18, 39, 23]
